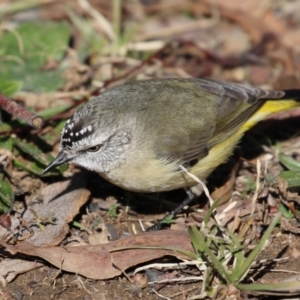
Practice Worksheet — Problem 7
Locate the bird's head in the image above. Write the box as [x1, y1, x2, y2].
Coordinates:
[42, 97, 132, 175]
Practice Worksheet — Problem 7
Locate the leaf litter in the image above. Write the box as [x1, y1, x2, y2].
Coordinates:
[1, 0, 300, 299]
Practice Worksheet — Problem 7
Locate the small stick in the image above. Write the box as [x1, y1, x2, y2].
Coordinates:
[0, 93, 44, 128]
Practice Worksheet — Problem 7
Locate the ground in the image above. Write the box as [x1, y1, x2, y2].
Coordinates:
[1, 0, 300, 299]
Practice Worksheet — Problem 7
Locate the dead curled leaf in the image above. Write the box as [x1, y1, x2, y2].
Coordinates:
[0, 230, 194, 280]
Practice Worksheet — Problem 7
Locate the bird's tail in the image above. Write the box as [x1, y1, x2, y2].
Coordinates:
[243, 89, 300, 131]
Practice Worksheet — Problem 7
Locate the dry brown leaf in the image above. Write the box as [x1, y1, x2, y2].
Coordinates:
[211, 162, 239, 206]
[23, 173, 90, 246]
[0, 259, 43, 285]
[280, 218, 300, 235]
[0, 230, 194, 280]
[201, 0, 286, 42]
[3, 173, 90, 247]
[0, 174, 91, 282]
[248, 65, 272, 86]
[216, 199, 255, 226]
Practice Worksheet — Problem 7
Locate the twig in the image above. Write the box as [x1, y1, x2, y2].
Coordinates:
[152, 289, 172, 300]
[251, 159, 261, 216]
[179, 165, 221, 225]
[150, 276, 203, 285]
[0, 93, 44, 128]
[134, 260, 205, 275]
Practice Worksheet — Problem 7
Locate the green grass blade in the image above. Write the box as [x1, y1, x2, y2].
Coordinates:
[279, 153, 300, 171]
[232, 213, 282, 282]
[188, 225, 232, 283]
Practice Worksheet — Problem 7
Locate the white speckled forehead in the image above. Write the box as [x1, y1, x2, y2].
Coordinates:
[61, 116, 94, 149]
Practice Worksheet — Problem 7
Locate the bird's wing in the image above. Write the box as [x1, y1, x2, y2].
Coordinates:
[169, 79, 285, 164]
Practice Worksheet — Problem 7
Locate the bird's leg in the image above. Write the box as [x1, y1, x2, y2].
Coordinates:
[146, 184, 203, 231]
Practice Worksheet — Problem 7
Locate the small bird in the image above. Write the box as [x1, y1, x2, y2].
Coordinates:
[42, 78, 300, 228]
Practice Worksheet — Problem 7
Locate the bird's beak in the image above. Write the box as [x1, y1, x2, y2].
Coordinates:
[42, 151, 70, 175]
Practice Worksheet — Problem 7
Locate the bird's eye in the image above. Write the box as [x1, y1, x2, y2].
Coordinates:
[86, 144, 102, 152]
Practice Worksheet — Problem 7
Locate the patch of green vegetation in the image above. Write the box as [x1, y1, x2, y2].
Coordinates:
[0, 21, 71, 92]
[279, 153, 300, 188]
[187, 212, 284, 296]
[108, 203, 121, 221]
